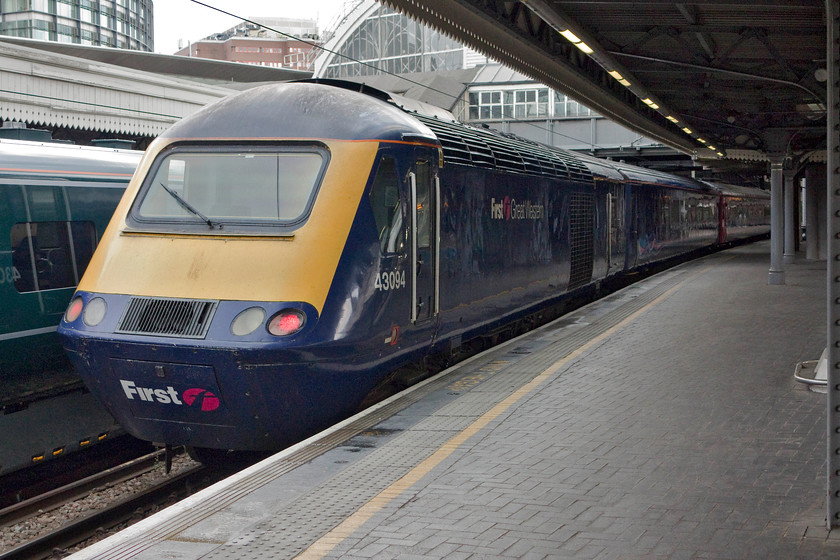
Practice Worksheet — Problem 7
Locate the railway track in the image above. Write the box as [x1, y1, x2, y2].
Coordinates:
[0, 448, 172, 529]
[0, 448, 244, 560]
[0, 436, 156, 510]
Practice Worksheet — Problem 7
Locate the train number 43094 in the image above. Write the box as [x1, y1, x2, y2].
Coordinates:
[375, 270, 406, 291]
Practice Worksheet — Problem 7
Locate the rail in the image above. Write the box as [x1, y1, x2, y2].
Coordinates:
[0, 462, 214, 560]
[0, 449, 166, 527]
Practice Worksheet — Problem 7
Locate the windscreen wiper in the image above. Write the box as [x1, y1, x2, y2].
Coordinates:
[158, 182, 217, 229]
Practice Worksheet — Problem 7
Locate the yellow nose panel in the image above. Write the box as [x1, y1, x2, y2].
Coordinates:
[79, 140, 379, 314]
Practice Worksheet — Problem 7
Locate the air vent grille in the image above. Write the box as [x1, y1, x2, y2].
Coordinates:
[415, 114, 593, 184]
[569, 191, 594, 290]
[116, 296, 218, 339]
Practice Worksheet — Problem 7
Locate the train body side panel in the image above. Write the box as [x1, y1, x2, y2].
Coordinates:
[630, 184, 719, 266]
[723, 195, 772, 242]
[434, 163, 591, 346]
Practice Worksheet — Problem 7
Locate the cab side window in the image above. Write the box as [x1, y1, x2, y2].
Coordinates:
[414, 160, 432, 248]
[369, 156, 405, 254]
[11, 221, 97, 292]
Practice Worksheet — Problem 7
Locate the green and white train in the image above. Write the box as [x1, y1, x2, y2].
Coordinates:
[0, 138, 140, 475]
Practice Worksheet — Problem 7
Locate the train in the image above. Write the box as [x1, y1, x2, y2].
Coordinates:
[0, 138, 141, 474]
[56, 80, 770, 463]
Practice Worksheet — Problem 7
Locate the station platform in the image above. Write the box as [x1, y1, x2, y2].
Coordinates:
[70, 241, 840, 559]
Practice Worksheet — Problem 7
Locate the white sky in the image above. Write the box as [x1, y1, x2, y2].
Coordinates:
[153, 0, 346, 55]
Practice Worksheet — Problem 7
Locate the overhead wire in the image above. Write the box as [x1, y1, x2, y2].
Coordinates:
[187, 0, 608, 150]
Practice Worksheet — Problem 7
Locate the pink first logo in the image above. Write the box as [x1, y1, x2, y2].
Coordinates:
[182, 388, 221, 411]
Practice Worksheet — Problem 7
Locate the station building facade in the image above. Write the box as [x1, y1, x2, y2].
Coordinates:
[0, 0, 152, 50]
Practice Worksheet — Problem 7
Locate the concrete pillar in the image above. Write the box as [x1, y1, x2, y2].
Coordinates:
[784, 171, 796, 264]
[768, 157, 785, 285]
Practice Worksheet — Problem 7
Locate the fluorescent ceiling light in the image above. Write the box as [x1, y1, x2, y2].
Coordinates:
[608, 70, 630, 86]
[560, 29, 594, 54]
[666, 116, 679, 123]
[682, 127, 693, 134]
[560, 29, 582, 43]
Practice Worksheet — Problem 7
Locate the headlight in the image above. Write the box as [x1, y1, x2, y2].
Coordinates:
[83, 297, 108, 326]
[267, 309, 305, 336]
[230, 307, 266, 336]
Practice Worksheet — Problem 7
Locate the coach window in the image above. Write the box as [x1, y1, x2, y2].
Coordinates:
[369, 155, 405, 254]
[11, 221, 97, 293]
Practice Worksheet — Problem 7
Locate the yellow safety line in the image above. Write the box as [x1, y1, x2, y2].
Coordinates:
[295, 260, 722, 559]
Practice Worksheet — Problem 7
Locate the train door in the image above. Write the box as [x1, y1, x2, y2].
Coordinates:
[605, 182, 626, 272]
[408, 152, 439, 324]
[624, 183, 638, 268]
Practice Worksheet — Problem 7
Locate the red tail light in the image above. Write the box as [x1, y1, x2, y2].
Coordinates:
[65, 297, 84, 323]
[268, 309, 305, 336]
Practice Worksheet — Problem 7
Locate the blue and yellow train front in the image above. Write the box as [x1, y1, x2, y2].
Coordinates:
[57, 82, 435, 450]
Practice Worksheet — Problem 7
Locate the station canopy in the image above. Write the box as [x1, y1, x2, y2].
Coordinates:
[382, 0, 826, 173]
[0, 37, 310, 141]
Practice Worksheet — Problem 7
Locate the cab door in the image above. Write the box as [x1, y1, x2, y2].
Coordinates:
[408, 153, 439, 324]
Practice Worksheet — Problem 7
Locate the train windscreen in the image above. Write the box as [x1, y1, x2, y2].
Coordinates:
[134, 145, 327, 230]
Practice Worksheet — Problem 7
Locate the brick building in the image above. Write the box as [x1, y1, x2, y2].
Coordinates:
[174, 17, 320, 71]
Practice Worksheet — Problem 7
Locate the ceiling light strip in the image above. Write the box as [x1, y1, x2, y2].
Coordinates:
[521, 0, 714, 153]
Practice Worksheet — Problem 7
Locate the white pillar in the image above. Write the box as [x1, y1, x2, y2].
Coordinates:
[768, 157, 785, 285]
[784, 171, 796, 264]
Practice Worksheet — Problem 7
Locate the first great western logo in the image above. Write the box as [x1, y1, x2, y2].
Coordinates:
[490, 196, 544, 220]
[120, 380, 221, 412]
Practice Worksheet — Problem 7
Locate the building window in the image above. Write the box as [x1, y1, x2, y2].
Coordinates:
[513, 89, 549, 118]
[0, 0, 152, 50]
[324, 6, 463, 78]
[554, 91, 593, 118]
[468, 90, 507, 120]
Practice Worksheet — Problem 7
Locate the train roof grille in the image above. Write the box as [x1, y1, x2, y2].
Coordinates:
[415, 114, 592, 183]
[116, 296, 218, 339]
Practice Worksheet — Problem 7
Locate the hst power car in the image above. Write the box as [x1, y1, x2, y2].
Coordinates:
[57, 81, 769, 462]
